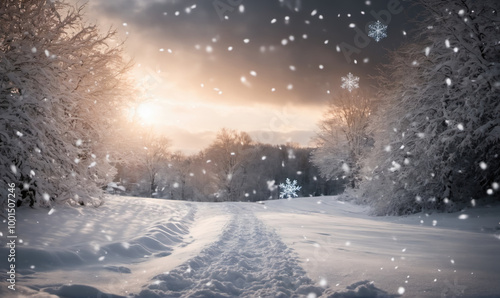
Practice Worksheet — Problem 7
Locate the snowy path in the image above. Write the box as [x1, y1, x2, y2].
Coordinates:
[1, 196, 499, 297]
[139, 205, 323, 297]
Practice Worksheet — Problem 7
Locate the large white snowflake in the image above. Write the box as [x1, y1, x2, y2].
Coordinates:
[279, 178, 302, 199]
[368, 20, 388, 42]
[341, 72, 359, 92]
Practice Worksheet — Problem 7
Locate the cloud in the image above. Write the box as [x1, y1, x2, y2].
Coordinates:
[77, 0, 413, 152]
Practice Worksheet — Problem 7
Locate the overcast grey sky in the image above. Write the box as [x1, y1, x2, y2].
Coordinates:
[81, 0, 416, 153]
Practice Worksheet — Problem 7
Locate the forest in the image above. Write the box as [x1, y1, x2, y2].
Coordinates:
[1, 0, 499, 215]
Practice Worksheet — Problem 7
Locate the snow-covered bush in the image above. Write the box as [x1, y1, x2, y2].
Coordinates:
[0, 0, 134, 208]
[362, 0, 500, 215]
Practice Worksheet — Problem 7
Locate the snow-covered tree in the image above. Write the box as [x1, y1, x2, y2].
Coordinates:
[279, 178, 302, 199]
[362, 0, 500, 214]
[204, 128, 254, 201]
[312, 89, 374, 188]
[0, 0, 134, 208]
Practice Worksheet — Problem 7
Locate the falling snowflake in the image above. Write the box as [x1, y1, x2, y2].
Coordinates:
[368, 20, 388, 42]
[279, 178, 302, 199]
[341, 72, 359, 92]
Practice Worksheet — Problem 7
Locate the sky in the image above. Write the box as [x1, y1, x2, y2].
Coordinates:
[81, 0, 416, 153]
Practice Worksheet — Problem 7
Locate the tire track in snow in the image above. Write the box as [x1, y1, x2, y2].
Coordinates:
[139, 206, 324, 297]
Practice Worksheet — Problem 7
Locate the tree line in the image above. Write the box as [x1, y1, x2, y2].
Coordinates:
[114, 128, 344, 202]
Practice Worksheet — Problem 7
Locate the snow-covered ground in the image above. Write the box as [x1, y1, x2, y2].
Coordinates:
[1, 195, 499, 297]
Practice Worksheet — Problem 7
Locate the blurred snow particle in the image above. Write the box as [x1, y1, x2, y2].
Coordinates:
[342, 163, 350, 173]
[398, 287, 405, 295]
[281, 39, 288, 46]
[98, 256, 105, 261]
[10, 165, 17, 174]
[238, 4, 244, 13]
[173, 182, 179, 188]
[451, 259, 455, 264]
[287, 84, 293, 90]
[345, 241, 351, 246]
[458, 214, 469, 220]
[432, 220, 437, 226]
[384, 145, 392, 152]
[88, 161, 97, 168]
[492, 182, 499, 190]
[307, 293, 317, 298]
[122, 242, 130, 249]
[250, 70, 257, 77]
[261, 156, 266, 160]
[243, 38, 250, 44]
[31, 47, 37, 53]
[42, 193, 50, 202]
[349, 23, 356, 28]
[76, 139, 82, 146]
[45, 49, 50, 57]
[48, 208, 55, 215]
[425, 46, 431, 56]
[457, 123, 464, 130]
[445, 78, 452, 86]
[319, 278, 328, 287]
[479, 161, 487, 170]
[487, 189, 494, 195]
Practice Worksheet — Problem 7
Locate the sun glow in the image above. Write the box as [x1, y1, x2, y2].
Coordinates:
[136, 102, 159, 124]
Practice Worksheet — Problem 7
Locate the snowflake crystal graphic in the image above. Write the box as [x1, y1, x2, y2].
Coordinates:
[341, 72, 360, 92]
[368, 20, 388, 42]
[279, 178, 302, 199]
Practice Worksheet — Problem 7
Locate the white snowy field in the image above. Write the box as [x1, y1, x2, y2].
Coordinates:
[1, 195, 499, 298]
